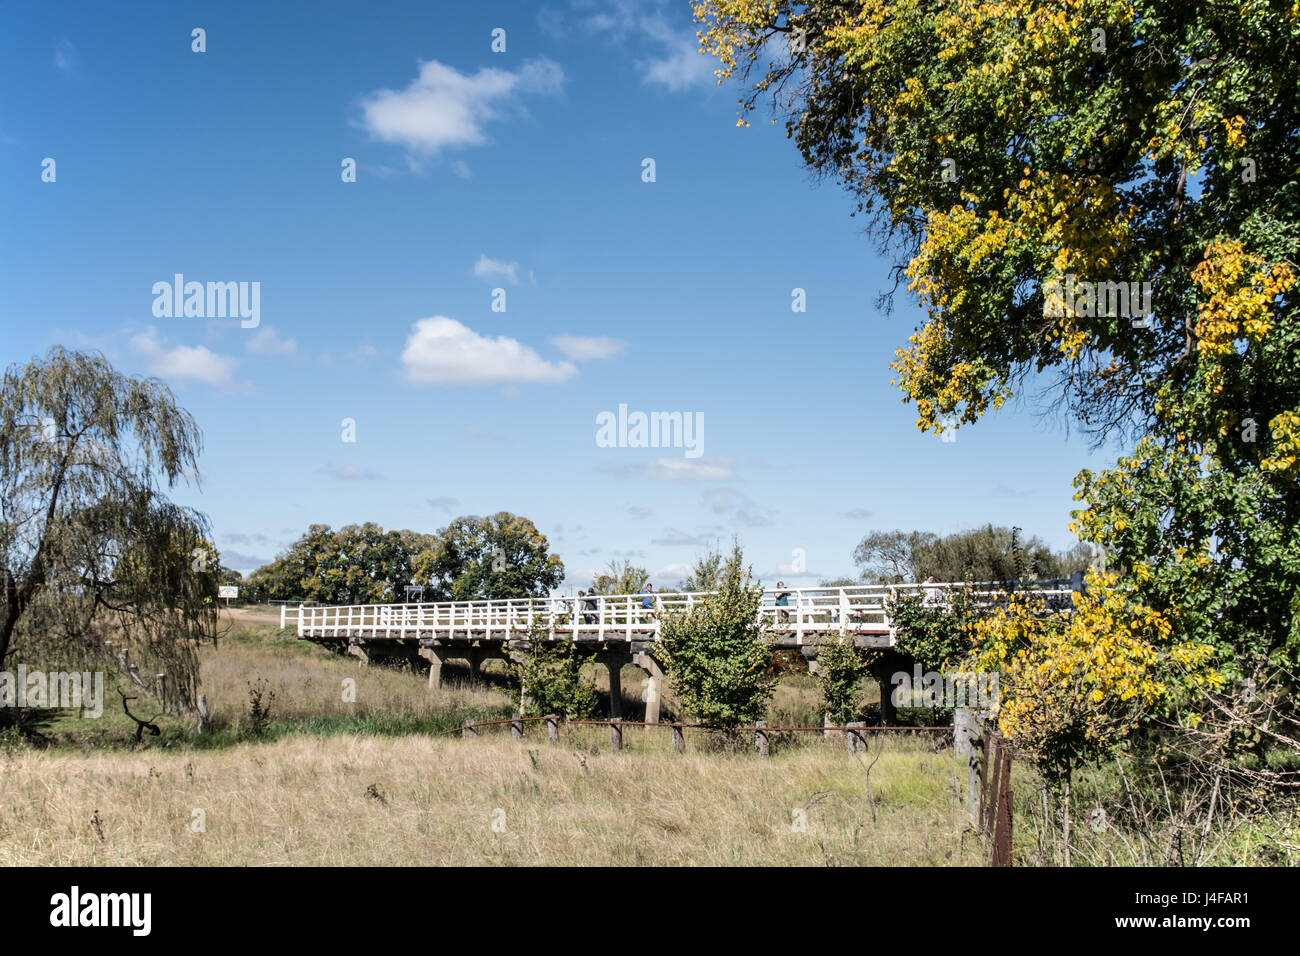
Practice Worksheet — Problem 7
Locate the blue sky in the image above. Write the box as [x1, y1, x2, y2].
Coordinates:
[2, 0, 1120, 589]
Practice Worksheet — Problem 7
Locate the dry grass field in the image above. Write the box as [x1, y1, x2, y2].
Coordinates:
[0, 729, 984, 866]
[0, 608, 996, 866]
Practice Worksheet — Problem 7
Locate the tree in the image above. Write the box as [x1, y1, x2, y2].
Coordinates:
[855, 525, 1088, 584]
[513, 628, 598, 720]
[414, 512, 563, 600]
[814, 637, 875, 725]
[249, 524, 436, 605]
[680, 548, 724, 591]
[589, 558, 649, 596]
[968, 570, 1221, 861]
[0, 348, 217, 709]
[657, 542, 776, 729]
[888, 589, 981, 672]
[696, 0, 1300, 685]
[819, 576, 858, 588]
[853, 530, 935, 583]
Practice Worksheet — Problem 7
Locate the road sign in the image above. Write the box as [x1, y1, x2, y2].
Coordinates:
[218, 586, 238, 599]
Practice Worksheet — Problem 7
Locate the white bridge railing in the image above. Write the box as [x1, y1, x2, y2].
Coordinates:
[283, 581, 1075, 645]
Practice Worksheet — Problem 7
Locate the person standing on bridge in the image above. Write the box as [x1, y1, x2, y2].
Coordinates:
[640, 582, 656, 621]
[580, 589, 598, 624]
[923, 576, 942, 607]
[775, 582, 791, 622]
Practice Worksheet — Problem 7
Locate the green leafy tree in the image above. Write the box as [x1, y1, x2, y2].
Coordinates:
[854, 530, 936, 583]
[888, 590, 981, 671]
[857, 526, 1088, 583]
[814, 637, 876, 724]
[818, 576, 859, 588]
[657, 543, 776, 729]
[251, 523, 435, 605]
[696, 0, 1300, 694]
[680, 548, 724, 591]
[514, 630, 598, 720]
[589, 558, 649, 596]
[0, 348, 217, 709]
[414, 512, 563, 600]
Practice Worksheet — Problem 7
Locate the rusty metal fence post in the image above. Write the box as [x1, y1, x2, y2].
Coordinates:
[979, 724, 1014, 866]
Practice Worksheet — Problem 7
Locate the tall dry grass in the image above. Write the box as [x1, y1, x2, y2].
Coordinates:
[0, 728, 984, 866]
[199, 625, 509, 735]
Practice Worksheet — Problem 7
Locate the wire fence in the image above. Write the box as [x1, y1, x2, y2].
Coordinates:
[437, 713, 955, 756]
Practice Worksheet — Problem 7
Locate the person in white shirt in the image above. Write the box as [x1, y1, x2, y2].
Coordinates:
[922, 576, 942, 606]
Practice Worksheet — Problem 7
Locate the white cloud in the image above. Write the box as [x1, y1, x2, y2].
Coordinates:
[428, 496, 459, 511]
[473, 254, 520, 284]
[599, 457, 735, 482]
[551, 335, 625, 361]
[565, 567, 601, 589]
[650, 563, 692, 587]
[359, 58, 563, 156]
[400, 316, 576, 386]
[568, 5, 715, 92]
[637, 17, 716, 92]
[245, 326, 297, 355]
[130, 327, 237, 388]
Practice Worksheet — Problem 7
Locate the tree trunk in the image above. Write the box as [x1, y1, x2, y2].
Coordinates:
[0, 568, 25, 668]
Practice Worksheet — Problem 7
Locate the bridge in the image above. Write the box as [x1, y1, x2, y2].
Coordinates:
[285, 580, 1075, 723]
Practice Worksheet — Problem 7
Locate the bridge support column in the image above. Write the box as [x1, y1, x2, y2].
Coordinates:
[347, 641, 369, 665]
[633, 652, 664, 724]
[607, 659, 623, 720]
[421, 647, 446, 690]
[467, 646, 484, 686]
[507, 650, 535, 714]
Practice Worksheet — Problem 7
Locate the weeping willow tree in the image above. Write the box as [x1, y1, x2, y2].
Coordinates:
[0, 347, 218, 713]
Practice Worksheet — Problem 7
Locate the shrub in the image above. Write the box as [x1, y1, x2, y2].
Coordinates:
[887, 588, 980, 670]
[657, 542, 776, 729]
[243, 678, 275, 740]
[514, 630, 598, 720]
[814, 637, 877, 725]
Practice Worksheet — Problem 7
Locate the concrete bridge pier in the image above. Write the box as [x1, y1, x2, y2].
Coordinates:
[420, 645, 446, 689]
[634, 652, 665, 724]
